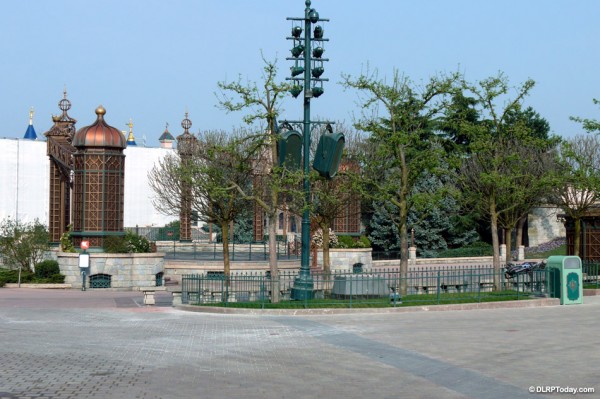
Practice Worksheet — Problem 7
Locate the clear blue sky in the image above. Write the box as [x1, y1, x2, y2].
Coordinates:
[2, 0, 598, 145]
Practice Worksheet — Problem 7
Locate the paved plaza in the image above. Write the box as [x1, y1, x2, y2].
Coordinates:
[0, 288, 598, 399]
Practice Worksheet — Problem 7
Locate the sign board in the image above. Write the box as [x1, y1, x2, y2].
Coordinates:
[80, 240, 90, 251]
[79, 253, 90, 268]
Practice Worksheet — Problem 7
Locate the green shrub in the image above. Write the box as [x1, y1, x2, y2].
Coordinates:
[103, 233, 151, 253]
[336, 235, 355, 249]
[103, 235, 129, 253]
[335, 235, 372, 249]
[20, 270, 34, 283]
[35, 260, 60, 278]
[356, 236, 371, 248]
[48, 273, 65, 284]
[125, 232, 151, 253]
[0, 268, 17, 287]
[0, 268, 33, 285]
[60, 225, 76, 253]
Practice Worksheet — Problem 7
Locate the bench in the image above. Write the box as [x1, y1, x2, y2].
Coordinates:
[414, 285, 438, 295]
[166, 286, 183, 305]
[479, 280, 495, 292]
[440, 283, 469, 293]
[138, 286, 167, 305]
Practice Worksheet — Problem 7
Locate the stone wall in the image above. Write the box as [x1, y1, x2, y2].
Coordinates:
[57, 252, 165, 289]
[163, 250, 372, 281]
[528, 206, 565, 247]
[164, 260, 300, 284]
[316, 248, 373, 272]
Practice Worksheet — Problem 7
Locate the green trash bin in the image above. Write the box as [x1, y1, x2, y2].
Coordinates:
[546, 256, 583, 305]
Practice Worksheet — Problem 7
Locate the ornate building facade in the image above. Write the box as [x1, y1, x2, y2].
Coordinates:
[71, 105, 127, 248]
[44, 91, 77, 244]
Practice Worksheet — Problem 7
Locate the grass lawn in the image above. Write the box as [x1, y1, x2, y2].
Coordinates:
[192, 290, 540, 309]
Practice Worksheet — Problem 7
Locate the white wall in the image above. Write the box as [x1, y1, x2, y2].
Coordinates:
[0, 138, 177, 228]
[0, 139, 49, 224]
[123, 146, 177, 227]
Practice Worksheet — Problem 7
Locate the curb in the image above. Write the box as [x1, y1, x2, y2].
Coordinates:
[4, 283, 72, 289]
[174, 297, 560, 316]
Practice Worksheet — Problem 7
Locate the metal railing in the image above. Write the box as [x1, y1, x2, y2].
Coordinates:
[125, 226, 209, 242]
[181, 265, 550, 309]
[158, 238, 301, 261]
[583, 261, 600, 289]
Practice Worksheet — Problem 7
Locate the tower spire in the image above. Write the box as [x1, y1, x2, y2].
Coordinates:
[125, 118, 137, 146]
[23, 107, 37, 140]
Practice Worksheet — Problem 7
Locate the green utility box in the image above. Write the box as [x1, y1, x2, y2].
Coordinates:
[547, 256, 583, 305]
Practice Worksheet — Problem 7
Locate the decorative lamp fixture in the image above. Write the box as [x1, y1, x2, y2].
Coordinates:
[309, 8, 319, 23]
[313, 25, 323, 39]
[311, 86, 324, 98]
[292, 26, 303, 38]
[291, 66, 305, 77]
[312, 47, 324, 58]
[291, 44, 305, 58]
[290, 85, 303, 98]
[311, 66, 324, 78]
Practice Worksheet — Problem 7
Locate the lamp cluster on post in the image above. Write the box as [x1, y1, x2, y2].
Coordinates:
[287, 1, 328, 100]
[283, 0, 342, 300]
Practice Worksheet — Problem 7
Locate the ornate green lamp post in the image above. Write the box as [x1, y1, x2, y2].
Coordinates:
[285, 1, 333, 300]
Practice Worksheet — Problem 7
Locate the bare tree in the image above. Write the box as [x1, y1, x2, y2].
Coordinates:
[550, 135, 600, 256]
[308, 126, 364, 274]
[494, 143, 559, 261]
[148, 130, 254, 282]
[216, 55, 291, 302]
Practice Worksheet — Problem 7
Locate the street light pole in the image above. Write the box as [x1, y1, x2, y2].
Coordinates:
[286, 0, 329, 300]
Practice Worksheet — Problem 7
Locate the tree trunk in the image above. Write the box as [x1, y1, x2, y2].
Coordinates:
[574, 218, 581, 257]
[322, 226, 331, 275]
[268, 212, 279, 303]
[399, 146, 409, 295]
[490, 202, 501, 291]
[515, 216, 526, 249]
[268, 134, 280, 303]
[504, 228, 513, 263]
[221, 222, 230, 289]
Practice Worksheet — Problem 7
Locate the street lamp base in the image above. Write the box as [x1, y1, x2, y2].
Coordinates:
[291, 277, 315, 300]
[291, 286, 315, 300]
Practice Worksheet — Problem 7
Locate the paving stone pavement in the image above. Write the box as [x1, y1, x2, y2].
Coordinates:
[0, 288, 599, 399]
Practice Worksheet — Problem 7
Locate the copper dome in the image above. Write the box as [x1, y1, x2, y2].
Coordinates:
[72, 105, 127, 148]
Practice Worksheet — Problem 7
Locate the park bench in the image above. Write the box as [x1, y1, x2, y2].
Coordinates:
[479, 280, 495, 292]
[139, 286, 167, 305]
[440, 282, 469, 293]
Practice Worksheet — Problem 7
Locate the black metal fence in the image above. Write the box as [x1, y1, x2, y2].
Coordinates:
[181, 265, 550, 309]
[583, 261, 600, 288]
[158, 238, 301, 261]
[126, 226, 210, 242]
